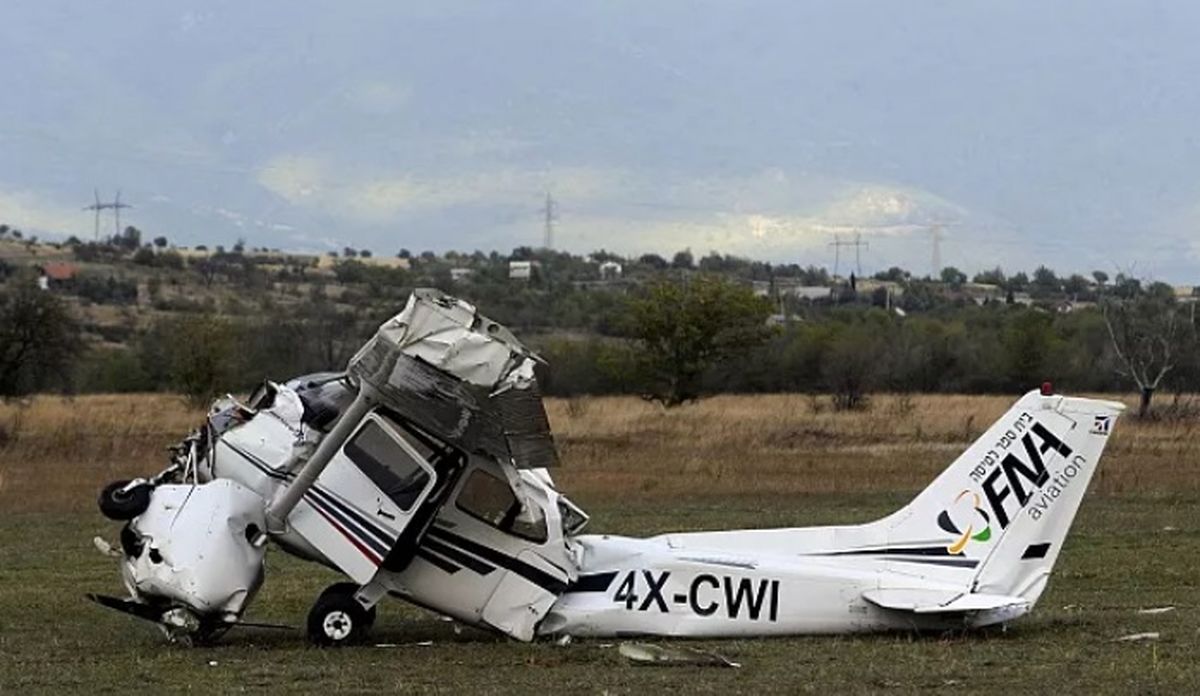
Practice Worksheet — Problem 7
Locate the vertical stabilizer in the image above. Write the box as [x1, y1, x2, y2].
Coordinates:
[877, 389, 1123, 603]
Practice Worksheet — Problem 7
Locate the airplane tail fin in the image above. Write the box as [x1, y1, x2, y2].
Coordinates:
[876, 388, 1123, 605]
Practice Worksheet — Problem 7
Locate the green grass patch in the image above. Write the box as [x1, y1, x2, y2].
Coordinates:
[1, 493, 1196, 694]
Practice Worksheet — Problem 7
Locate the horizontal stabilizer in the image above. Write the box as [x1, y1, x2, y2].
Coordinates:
[863, 588, 1029, 614]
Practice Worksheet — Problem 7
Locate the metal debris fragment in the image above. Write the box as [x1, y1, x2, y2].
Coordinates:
[1112, 632, 1160, 642]
[92, 536, 120, 557]
[618, 642, 740, 668]
[1136, 606, 1175, 615]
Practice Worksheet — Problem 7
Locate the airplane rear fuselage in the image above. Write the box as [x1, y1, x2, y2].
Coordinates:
[540, 533, 1024, 637]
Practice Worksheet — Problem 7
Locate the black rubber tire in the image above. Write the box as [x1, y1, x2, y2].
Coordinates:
[318, 582, 377, 629]
[307, 585, 372, 646]
[98, 480, 153, 521]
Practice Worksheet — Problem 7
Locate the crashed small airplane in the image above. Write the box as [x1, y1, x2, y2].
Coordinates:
[91, 289, 1124, 645]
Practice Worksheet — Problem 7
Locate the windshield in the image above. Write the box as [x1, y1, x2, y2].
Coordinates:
[455, 468, 548, 543]
[343, 419, 430, 511]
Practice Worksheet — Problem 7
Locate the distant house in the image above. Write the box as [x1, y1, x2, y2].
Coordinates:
[39, 262, 78, 289]
[856, 278, 905, 298]
[1057, 300, 1097, 314]
[960, 282, 1003, 305]
[786, 286, 834, 302]
[509, 260, 533, 280]
[450, 267, 474, 282]
[315, 254, 411, 271]
[599, 260, 623, 280]
[1174, 285, 1197, 303]
[752, 278, 835, 301]
[766, 313, 800, 326]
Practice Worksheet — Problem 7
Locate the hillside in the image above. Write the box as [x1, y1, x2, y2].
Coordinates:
[1, 232, 1198, 402]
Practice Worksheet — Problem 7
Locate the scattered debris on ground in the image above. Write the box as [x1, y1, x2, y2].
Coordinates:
[1136, 606, 1175, 615]
[618, 642, 740, 668]
[1112, 632, 1160, 643]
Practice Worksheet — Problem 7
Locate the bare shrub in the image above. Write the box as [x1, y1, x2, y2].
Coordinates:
[1102, 289, 1196, 419]
[888, 393, 916, 419]
[1154, 393, 1200, 423]
[0, 407, 25, 450]
[822, 325, 883, 413]
[831, 390, 871, 413]
[960, 414, 978, 441]
[565, 397, 590, 419]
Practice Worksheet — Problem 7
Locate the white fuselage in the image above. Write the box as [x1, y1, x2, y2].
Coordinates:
[539, 533, 1023, 637]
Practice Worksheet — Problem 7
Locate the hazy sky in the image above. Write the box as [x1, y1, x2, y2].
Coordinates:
[3, 1, 1199, 280]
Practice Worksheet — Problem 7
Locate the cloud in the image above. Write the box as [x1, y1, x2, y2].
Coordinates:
[252, 154, 985, 269]
[257, 155, 326, 203]
[482, 197, 933, 260]
[0, 189, 88, 238]
[604, 184, 965, 257]
[814, 184, 968, 232]
[256, 154, 630, 220]
[344, 80, 411, 115]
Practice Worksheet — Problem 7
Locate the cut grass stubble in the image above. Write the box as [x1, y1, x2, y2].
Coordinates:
[0, 392, 1197, 693]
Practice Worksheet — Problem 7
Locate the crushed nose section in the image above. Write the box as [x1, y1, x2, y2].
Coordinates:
[119, 481, 267, 625]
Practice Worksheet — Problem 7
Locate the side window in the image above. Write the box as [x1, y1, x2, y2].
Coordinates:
[456, 469, 547, 543]
[344, 419, 430, 511]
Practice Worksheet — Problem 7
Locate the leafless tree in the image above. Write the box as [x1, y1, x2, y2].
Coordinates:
[1102, 289, 1194, 418]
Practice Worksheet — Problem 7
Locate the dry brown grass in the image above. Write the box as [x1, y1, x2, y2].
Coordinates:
[1, 392, 1196, 513]
[0, 394, 202, 512]
[548, 393, 1200, 500]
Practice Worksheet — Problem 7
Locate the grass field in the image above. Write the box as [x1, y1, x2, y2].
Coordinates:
[1, 393, 1197, 693]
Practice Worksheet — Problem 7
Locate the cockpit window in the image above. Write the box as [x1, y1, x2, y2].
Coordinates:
[456, 469, 547, 543]
[293, 375, 355, 431]
[344, 419, 430, 511]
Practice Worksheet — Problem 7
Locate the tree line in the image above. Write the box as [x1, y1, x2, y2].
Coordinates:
[0, 235, 1196, 416]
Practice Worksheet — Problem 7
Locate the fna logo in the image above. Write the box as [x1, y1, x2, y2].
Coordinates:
[937, 421, 1078, 554]
[936, 490, 992, 554]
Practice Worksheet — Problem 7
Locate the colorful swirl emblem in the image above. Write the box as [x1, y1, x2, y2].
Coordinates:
[937, 490, 992, 554]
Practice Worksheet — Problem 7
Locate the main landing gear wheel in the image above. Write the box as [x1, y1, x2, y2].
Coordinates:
[307, 583, 376, 646]
[98, 480, 153, 521]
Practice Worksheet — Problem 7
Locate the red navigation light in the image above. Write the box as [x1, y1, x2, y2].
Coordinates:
[1040, 381, 1054, 396]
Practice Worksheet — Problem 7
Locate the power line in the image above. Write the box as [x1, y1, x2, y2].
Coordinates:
[931, 223, 943, 277]
[112, 189, 131, 238]
[925, 221, 961, 277]
[828, 231, 868, 277]
[542, 191, 557, 250]
[83, 188, 107, 241]
[82, 188, 133, 241]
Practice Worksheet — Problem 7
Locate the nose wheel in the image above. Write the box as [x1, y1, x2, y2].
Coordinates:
[306, 583, 377, 646]
[98, 480, 154, 520]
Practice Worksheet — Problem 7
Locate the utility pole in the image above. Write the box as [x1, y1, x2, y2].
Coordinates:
[930, 223, 944, 278]
[828, 232, 869, 278]
[854, 231, 867, 276]
[83, 189, 109, 242]
[112, 189, 131, 238]
[83, 189, 132, 242]
[542, 191, 557, 250]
